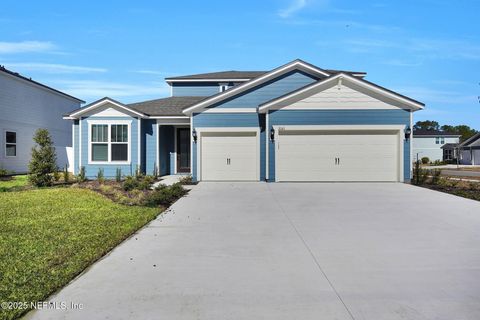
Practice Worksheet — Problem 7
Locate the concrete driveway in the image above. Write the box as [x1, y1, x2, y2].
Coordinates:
[27, 183, 480, 320]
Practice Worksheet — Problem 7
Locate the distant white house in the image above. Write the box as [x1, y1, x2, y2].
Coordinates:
[0, 66, 84, 173]
[413, 129, 461, 162]
[459, 133, 480, 165]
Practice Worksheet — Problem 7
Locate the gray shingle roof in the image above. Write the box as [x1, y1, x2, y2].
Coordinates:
[165, 69, 366, 81]
[127, 96, 206, 116]
[413, 129, 459, 136]
[165, 71, 267, 81]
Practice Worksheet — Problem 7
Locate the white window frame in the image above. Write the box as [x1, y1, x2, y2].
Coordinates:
[4, 130, 17, 158]
[440, 137, 445, 144]
[435, 137, 440, 144]
[87, 120, 132, 165]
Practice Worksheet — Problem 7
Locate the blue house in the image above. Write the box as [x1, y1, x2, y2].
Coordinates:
[64, 59, 424, 182]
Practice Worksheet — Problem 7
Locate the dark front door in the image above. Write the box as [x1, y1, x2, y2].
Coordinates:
[177, 128, 191, 173]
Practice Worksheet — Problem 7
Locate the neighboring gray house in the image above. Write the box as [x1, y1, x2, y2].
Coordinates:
[459, 133, 480, 165]
[0, 66, 84, 173]
[412, 129, 460, 162]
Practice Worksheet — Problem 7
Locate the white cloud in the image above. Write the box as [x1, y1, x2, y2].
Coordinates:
[278, 0, 308, 18]
[0, 41, 57, 54]
[3, 62, 107, 74]
[55, 80, 169, 100]
[134, 69, 165, 75]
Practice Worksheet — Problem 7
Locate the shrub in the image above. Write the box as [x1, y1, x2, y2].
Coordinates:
[421, 157, 430, 164]
[28, 129, 57, 187]
[179, 175, 194, 185]
[134, 165, 142, 179]
[123, 175, 154, 191]
[116, 168, 122, 183]
[123, 176, 138, 191]
[78, 166, 86, 182]
[430, 169, 442, 185]
[63, 165, 70, 183]
[144, 183, 187, 207]
[53, 169, 61, 182]
[0, 167, 8, 177]
[97, 168, 105, 183]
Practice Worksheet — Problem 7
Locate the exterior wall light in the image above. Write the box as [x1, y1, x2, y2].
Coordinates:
[270, 128, 275, 141]
[405, 127, 412, 140]
[192, 128, 197, 143]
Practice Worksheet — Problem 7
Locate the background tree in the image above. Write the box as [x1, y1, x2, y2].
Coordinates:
[29, 128, 57, 187]
[415, 120, 478, 142]
[414, 120, 440, 131]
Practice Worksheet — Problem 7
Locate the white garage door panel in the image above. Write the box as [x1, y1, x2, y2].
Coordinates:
[201, 133, 258, 181]
[277, 131, 399, 182]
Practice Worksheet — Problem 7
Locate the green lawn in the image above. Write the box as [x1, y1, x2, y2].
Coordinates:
[0, 188, 161, 320]
[0, 175, 29, 192]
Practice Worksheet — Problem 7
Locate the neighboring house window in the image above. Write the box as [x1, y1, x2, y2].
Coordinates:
[444, 149, 453, 160]
[90, 123, 129, 163]
[5, 131, 16, 157]
[440, 137, 445, 144]
[435, 137, 440, 144]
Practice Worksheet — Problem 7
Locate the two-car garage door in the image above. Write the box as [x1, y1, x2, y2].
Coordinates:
[276, 129, 401, 182]
[197, 128, 402, 182]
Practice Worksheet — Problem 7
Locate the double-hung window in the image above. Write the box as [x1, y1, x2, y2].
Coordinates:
[435, 137, 440, 144]
[90, 123, 130, 163]
[5, 131, 16, 157]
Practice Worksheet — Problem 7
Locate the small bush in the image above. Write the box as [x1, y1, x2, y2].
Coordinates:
[0, 168, 8, 177]
[123, 175, 154, 191]
[430, 169, 442, 185]
[179, 175, 194, 185]
[421, 157, 430, 164]
[53, 170, 61, 182]
[63, 166, 70, 183]
[144, 183, 187, 207]
[116, 168, 122, 183]
[28, 128, 57, 187]
[78, 166, 86, 182]
[97, 168, 105, 184]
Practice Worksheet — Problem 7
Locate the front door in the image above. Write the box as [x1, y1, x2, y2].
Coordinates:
[176, 128, 191, 173]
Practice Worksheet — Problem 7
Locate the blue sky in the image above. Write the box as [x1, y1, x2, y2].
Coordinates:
[1, 0, 479, 127]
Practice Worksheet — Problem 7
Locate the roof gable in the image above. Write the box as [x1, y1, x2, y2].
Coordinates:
[460, 132, 480, 147]
[65, 97, 146, 119]
[258, 73, 424, 113]
[182, 59, 331, 115]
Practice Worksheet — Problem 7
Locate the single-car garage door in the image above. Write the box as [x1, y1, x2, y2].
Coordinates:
[200, 131, 258, 181]
[276, 129, 401, 182]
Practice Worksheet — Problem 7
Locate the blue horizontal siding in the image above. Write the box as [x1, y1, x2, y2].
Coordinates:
[268, 109, 411, 182]
[192, 113, 265, 181]
[79, 116, 140, 178]
[210, 71, 317, 109]
[143, 119, 157, 176]
[172, 82, 220, 96]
